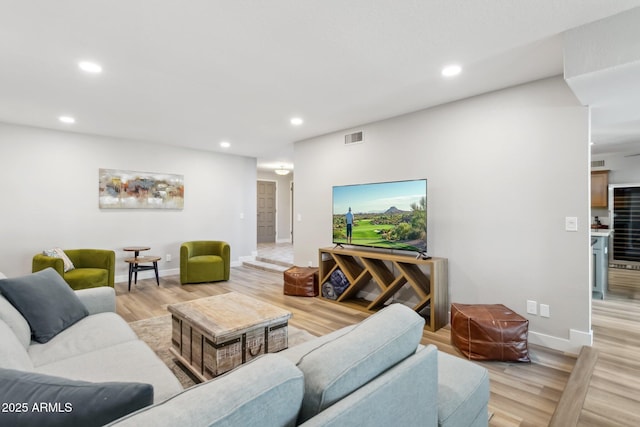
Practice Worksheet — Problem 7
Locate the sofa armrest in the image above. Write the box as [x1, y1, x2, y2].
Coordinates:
[74, 287, 116, 314]
[179, 244, 191, 284]
[437, 351, 490, 427]
[32, 254, 64, 276]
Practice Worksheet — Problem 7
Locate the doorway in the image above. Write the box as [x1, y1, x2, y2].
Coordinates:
[257, 180, 276, 243]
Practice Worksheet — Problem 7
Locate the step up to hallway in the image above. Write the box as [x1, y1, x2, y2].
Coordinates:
[242, 257, 293, 274]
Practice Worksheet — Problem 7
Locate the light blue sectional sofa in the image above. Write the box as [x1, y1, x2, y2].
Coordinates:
[0, 269, 489, 427]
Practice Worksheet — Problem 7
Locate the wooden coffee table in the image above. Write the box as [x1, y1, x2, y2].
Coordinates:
[168, 292, 292, 381]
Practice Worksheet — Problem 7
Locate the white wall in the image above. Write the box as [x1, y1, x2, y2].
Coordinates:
[293, 76, 591, 353]
[592, 150, 640, 184]
[257, 171, 293, 243]
[0, 123, 257, 281]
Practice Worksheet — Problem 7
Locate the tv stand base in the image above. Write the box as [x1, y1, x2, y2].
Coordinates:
[318, 247, 448, 331]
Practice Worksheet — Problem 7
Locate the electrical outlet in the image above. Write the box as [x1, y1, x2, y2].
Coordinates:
[526, 300, 537, 315]
[540, 304, 550, 318]
[166, 254, 172, 262]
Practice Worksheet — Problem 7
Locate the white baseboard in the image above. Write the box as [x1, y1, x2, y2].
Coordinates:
[528, 329, 593, 355]
[238, 255, 254, 264]
[116, 256, 252, 283]
[356, 291, 592, 356]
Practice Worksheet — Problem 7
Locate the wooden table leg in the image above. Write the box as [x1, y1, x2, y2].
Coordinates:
[153, 262, 160, 286]
[128, 263, 133, 292]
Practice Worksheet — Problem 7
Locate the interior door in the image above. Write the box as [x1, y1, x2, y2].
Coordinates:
[257, 180, 276, 243]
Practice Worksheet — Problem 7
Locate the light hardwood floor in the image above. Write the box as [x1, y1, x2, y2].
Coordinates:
[578, 294, 640, 426]
[115, 265, 591, 426]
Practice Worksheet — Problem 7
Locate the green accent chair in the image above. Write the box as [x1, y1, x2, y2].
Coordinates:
[180, 241, 230, 284]
[32, 249, 116, 290]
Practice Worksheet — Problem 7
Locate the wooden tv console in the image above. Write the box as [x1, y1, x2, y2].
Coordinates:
[318, 247, 448, 331]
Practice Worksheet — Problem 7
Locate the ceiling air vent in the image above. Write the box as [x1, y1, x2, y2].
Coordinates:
[591, 160, 605, 168]
[345, 131, 364, 145]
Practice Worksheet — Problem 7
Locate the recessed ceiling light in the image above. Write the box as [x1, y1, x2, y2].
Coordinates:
[290, 117, 303, 126]
[220, 141, 231, 148]
[58, 116, 75, 124]
[78, 61, 103, 74]
[441, 64, 462, 77]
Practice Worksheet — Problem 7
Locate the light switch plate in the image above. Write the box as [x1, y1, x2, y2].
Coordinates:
[526, 300, 537, 315]
[565, 216, 578, 232]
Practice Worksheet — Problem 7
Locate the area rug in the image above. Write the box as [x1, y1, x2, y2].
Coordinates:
[129, 314, 316, 389]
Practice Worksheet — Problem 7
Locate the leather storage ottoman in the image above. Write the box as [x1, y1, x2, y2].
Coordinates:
[451, 303, 530, 362]
[284, 266, 319, 297]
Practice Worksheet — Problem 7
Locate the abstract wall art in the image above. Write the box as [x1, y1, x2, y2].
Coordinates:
[99, 168, 184, 209]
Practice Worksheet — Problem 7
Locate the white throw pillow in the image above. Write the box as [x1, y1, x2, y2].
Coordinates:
[43, 248, 75, 272]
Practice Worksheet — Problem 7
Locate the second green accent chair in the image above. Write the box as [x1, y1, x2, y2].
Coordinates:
[32, 249, 116, 290]
[180, 241, 230, 284]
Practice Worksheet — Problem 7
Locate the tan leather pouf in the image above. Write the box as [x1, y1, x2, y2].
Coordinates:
[450, 303, 530, 362]
[283, 266, 319, 297]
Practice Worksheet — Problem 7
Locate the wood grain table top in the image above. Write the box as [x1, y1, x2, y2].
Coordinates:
[167, 292, 292, 339]
[123, 246, 151, 252]
[124, 256, 161, 264]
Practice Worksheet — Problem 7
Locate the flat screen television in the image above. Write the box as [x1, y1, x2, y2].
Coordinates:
[332, 179, 427, 254]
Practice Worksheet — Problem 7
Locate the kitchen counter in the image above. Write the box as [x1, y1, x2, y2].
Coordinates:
[591, 229, 613, 237]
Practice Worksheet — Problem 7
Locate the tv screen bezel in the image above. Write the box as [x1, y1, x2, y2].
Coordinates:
[331, 178, 427, 255]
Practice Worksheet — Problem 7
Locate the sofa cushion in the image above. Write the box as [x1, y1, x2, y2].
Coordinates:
[35, 340, 183, 404]
[109, 354, 303, 427]
[0, 294, 31, 349]
[293, 303, 425, 423]
[74, 287, 117, 315]
[28, 312, 138, 367]
[279, 324, 356, 363]
[437, 351, 490, 427]
[64, 268, 109, 290]
[43, 247, 75, 272]
[187, 255, 225, 282]
[299, 345, 440, 427]
[0, 320, 34, 370]
[0, 268, 88, 343]
[0, 367, 153, 427]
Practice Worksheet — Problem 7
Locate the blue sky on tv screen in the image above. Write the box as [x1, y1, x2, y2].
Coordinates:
[333, 179, 426, 214]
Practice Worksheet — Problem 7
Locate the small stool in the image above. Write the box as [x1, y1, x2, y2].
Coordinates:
[450, 303, 530, 362]
[124, 256, 161, 291]
[283, 266, 319, 297]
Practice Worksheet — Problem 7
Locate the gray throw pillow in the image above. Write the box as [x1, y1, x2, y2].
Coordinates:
[0, 268, 88, 343]
[0, 368, 153, 427]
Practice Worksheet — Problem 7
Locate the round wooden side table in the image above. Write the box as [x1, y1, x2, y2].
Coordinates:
[123, 246, 151, 258]
[124, 255, 161, 291]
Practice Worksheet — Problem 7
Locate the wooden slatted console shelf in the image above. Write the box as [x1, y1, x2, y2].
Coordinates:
[318, 247, 448, 331]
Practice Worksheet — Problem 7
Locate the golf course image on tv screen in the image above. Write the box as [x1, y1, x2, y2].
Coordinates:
[332, 179, 427, 253]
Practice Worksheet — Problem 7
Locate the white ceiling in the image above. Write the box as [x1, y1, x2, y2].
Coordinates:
[2, 0, 640, 168]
